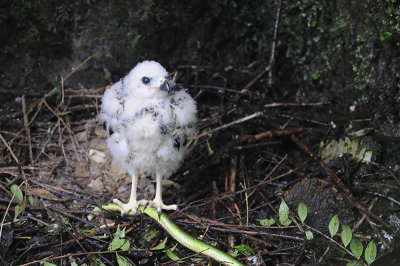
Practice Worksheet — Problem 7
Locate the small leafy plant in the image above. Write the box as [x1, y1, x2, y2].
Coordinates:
[259, 199, 377, 265]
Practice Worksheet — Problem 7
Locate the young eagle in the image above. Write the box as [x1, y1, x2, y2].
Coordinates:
[98, 61, 197, 214]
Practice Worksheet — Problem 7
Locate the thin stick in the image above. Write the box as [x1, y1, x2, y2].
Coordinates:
[43, 100, 84, 162]
[58, 119, 69, 167]
[304, 224, 361, 263]
[0, 181, 25, 242]
[265, 101, 329, 107]
[0, 133, 19, 164]
[22, 95, 34, 165]
[63, 55, 93, 81]
[194, 111, 263, 139]
[242, 0, 281, 92]
[268, 0, 281, 88]
[9, 87, 57, 147]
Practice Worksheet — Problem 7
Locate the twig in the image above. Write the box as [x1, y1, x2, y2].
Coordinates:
[62, 55, 93, 81]
[9, 87, 57, 147]
[43, 100, 84, 163]
[0, 181, 25, 243]
[365, 191, 400, 206]
[304, 224, 363, 264]
[192, 224, 304, 241]
[265, 101, 330, 107]
[185, 158, 309, 210]
[194, 111, 263, 139]
[0, 133, 19, 164]
[352, 198, 377, 233]
[22, 95, 34, 165]
[267, 0, 281, 88]
[58, 119, 69, 168]
[364, 204, 392, 251]
[189, 84, 248, 95]
[241, 127, 313, 143]
[241, 0, 281, 92]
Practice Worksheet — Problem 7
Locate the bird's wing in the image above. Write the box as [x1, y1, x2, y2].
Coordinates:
[97, 81, 124, 132]
[169, 90, 197, 149]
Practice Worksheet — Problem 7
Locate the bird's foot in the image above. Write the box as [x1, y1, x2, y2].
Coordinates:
[113, 198, 142, 215]
[147, 199, 178, 214]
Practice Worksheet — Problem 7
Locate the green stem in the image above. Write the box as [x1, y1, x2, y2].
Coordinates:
[100, 203, 243, 266]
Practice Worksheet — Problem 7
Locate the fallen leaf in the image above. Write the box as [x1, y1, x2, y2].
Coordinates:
[29, 188, 64, 201]
[89, 149, 107, 164]
[74, 162, 89, 178]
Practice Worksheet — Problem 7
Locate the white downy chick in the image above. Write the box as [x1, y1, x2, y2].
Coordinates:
[98, 61, 197, 214]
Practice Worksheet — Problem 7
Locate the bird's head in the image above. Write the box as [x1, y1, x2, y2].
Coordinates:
[123, 60, 175, 97]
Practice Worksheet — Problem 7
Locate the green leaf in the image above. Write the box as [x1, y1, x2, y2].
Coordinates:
[143, 228, 159, 242]
[120, 239, 130, 250]
[14, 203, 26, 221]
[210, 241, 217, 247]
[350, 238, 363, 259]
[328, 215, 339, 238]
[298, 202, 307, 223]
[11, 184, 24, 202]
[305, 229, 314, 240]
[108, 237, 126, 251]
[169, 243, 178, 252]
[347, 128, 368, 137]
[81, 227, 96, 234]
[229, 249, 239, 257]
[190, 256, 206, 262]
[206, 141, 214, 155]
[279, 199, 292, 226]
[165, 248, 181, 262]
[28, 195, 35, 206]
[152, 237, 167, 250]
[114, 225, 126, 239]
[364, 240, 377, 264]
[259, 217, 276, 227]
[341, 224, 352, 248]
[89, 255, 106, 266]
[234, 244, 255, 256]
[116, 253, 132, 266]
[68, 257, 79, 266]
[43, 262, 58, 266]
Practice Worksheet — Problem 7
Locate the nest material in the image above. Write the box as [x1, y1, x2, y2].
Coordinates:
[0, 63, 397, 266]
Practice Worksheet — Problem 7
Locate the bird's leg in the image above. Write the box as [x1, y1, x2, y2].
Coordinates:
[148, 172, 178, 213]
[113, 173, 142, 215]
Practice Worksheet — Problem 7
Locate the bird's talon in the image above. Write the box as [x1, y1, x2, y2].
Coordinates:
[112, 198, 140, 215]
[143, 202, 150, 211]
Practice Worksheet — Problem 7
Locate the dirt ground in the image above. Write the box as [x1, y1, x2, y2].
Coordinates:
[1, 56, 399, 265]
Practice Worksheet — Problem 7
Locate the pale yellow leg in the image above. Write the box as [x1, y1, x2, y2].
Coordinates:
[147, 172, 178, 213]
[113, 173, 147, 214]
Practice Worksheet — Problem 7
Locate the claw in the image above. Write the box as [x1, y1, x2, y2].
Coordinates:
[113, 198, 140, 215]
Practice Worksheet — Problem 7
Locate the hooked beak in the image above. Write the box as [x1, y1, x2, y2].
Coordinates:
[160, 79, 172, 93]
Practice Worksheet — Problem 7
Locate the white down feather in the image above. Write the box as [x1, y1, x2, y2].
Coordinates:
[98, 60, 197, 177]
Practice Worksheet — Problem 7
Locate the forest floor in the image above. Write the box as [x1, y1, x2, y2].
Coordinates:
[1, 56, 400, 266]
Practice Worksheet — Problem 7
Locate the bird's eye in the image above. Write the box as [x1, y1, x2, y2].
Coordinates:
[141, 77, 151, 85]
